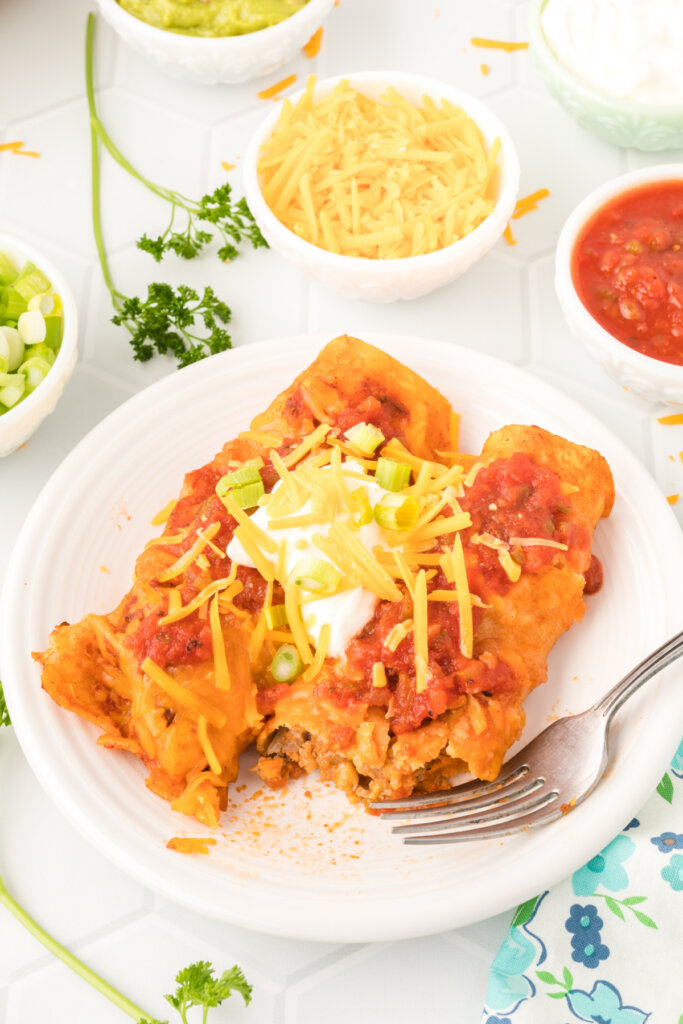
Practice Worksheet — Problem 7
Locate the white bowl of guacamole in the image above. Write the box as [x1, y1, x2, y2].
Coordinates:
[97, 0, 335, 83]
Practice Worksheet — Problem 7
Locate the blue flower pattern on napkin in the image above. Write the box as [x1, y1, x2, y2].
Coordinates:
[566, 980, 650, 1023]
[571, 836, 635, 897]
[565, 905, 609, 968]
[480, 736, 683, 1023]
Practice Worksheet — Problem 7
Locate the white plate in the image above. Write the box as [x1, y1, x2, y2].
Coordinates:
[2, 333, 683, 943]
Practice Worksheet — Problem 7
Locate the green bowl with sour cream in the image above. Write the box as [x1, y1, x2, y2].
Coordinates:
[529, 0, 683, 151]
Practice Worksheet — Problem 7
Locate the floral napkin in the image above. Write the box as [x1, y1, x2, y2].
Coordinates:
[481, 738, 683, 1024]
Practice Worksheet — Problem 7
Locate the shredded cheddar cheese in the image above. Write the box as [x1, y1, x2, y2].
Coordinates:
[413, 570, 430, 693]
[302, 623, 332, 682]
[258, 75, 500, 260]
[258, 74, 297, 101]
[385, 618, 414, 652]
[302, 26, 323, 57]
[372, 662, 387, 688]
[470, 37, 529, 51]
[667, 494, 680, 505]
[141, 658, 226, 728]
[156, 522, 222, 582]
[451, 534, 473, 658]
[151, 498, 177, 526]
[658, 413, 683, 425]
[198, 714, 222, 774]
[209, 595, 231, 691]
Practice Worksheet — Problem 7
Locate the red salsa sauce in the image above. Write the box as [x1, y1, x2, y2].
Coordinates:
[572, 181, 683, 366]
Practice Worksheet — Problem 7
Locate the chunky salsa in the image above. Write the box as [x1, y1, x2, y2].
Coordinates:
[572, 181, 683, 366]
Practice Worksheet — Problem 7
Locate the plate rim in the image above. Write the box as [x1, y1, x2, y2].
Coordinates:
[3, 331, 683, 942]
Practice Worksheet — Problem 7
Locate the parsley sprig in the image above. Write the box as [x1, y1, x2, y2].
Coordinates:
[0, 680, 10, 728]
[85, 13, 266, 369]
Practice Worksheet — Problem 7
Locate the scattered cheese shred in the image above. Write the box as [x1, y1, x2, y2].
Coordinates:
[658, 413, 683, 425]
[451, 534, 473, 658]
[470, 37, 529, 51]
[302, 623, 331, 682]
[249, 580, 274, 661]
[156, 522, 222, 582]
[302, 26, 323, 57]
[667, 494, 680, 505]
[512, 188, 550, 220]
[508, 536, 568, 550]
[413, 570, 430, 693]
[141, 657, 226, 728]
[160, 571, 237, 625]
[480, 63, 490, 76]
[385, 618, 414, 652]
[238, 429, 284, 446]
[0, 140, 40, 158]
[166, 837, 217, 855]
[503, 223, 517, 246]
[151, 498, 177, 526]
[284, 580, 313, 664]
[372, 662, 387, 688]
[258, 75, 500, 259]
[281, 422, 331, 468]
[197, 714, 222, 774]
[258, 74, 297, 101]
[209, 594, 231, 691]
[221, 161, 236, 172]
[234, 524, 275, 582]
[144, 531, 186, 550]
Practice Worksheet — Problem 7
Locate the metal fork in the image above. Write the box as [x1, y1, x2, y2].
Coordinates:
[370, 628, 683, 845]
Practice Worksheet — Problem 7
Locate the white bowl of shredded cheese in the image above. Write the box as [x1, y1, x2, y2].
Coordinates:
[243, 72, 520, 302]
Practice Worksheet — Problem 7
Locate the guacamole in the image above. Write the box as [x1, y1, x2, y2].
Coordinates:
[118, 0, 311, 37]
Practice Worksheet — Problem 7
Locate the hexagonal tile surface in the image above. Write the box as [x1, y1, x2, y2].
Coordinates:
[1, 1, 682, 1023]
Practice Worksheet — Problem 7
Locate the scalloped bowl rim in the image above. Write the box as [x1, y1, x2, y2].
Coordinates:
[96, 0, 334, 51]
[529, 0, 683, 119]
[0, 232, 78, 439]
[242, 70, 521, 276]
[555, 165, 683, 390]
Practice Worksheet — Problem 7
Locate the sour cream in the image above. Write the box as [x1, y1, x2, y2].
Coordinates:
[541, 0, 683, 105]
[226, 461, 401, 659]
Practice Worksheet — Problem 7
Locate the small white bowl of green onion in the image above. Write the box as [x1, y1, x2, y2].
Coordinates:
[0, 234, 78, 457]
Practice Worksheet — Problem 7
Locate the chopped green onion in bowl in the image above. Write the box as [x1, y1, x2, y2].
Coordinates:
[0, 250, 63, 415]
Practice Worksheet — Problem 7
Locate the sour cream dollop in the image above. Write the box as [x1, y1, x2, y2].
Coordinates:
[226, 461, 402, 660]
[541, 0, 683, 105]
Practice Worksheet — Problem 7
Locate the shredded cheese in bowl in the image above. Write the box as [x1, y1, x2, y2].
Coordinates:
[243, 71, 520, 300]
[257, 75, 501, 260]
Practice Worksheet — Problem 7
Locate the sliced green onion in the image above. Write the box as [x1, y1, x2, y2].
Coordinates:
[375, 457, 411, 492]
[0, 326, 25, 370]
[0, 251, 18, 286]
[19, 356, 52, 393]
[349, 488, 373, 528]
[43, 315, 62, 350]
[265, 604, 289, 629]
[291, 557, 341, 594]
[270, 644, 303, 683]
[3, 287, 28, 320]
[24, 343, 56, 366]
[13, 262, 51, 302]
[18, 310, 46, 345]
[345, 421, 385, 455]
[28, 291, 61, 316]
[224, 461, 264, 489]
[374, 492, 420, 531]
[0, 374, 26, 409]
[230, 480, 265, 509]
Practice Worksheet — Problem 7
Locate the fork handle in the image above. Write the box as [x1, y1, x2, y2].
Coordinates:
[592, 628, 683, 722]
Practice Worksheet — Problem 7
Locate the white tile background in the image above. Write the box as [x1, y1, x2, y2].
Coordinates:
[1, 0, 682, 1021]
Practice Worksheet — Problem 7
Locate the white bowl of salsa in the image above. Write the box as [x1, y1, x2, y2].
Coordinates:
[555, 165, 683, 406]
[96, 0, 335, 84]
